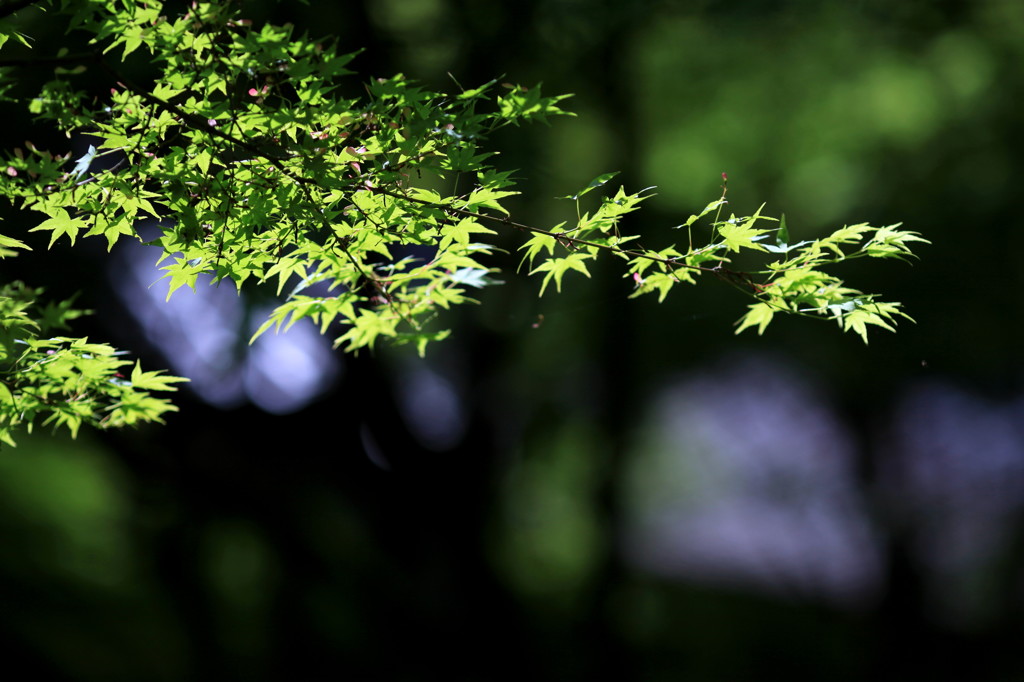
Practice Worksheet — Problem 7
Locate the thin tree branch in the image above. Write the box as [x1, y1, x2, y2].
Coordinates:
[369, 185, 731, 277]
[93, 54, 772, 302]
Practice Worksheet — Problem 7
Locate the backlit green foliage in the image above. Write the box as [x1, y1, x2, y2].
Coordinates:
[0, 0, 926, 444]
[0, 280, 186, 447]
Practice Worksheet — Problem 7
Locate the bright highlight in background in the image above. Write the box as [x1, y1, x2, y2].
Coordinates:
[114, 243, 340, 414]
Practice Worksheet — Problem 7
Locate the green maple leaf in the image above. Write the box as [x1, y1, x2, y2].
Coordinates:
[439, 218, 496, 251]
[30, 209, 88, 247]
[735, 301, 777, 335]
[531, 253, 592, 295]
[130, 361, 189, 391]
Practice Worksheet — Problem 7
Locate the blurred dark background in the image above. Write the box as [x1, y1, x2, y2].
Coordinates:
[3, 0, 1024, 680]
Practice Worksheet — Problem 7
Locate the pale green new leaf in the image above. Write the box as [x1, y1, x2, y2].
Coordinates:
[530, 252, 592, 295]
[629, 272, 678, 303]
[564, 172, 619, 201]
[439, 218, 496, 251]
[817, 223, 875, 257]
[840, 301, 909, 344]
[735, 301, 777, 336]
[335, 309, 401, 352]
[0, 232, 29, 257]
[863, 224, 930, 260]
[130, 360, 189, 392]
[518, 231, 559, 271]
[716, 205, 774, 252]
[682, 199, 727, 228]
[30, 208, 88, 247]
